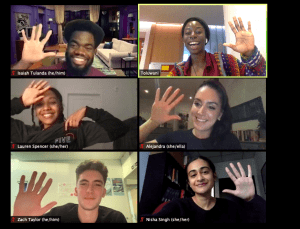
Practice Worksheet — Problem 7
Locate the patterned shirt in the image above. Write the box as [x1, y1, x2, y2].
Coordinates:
[167, 46, 266, 76]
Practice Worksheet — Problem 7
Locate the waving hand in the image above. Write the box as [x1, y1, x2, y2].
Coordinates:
[21, 24, 56, 64]
[223, 17, 255, 57]
[151, 86, 185, 125]
[13, 171, 57, 216]
[223, 162, 255, 202]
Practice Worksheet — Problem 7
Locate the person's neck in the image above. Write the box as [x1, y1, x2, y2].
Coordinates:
[78, 205, 98, 223]
[192, 193, 216, 211]
[192, 128, 211, 139]
[190, 50, 206, 68]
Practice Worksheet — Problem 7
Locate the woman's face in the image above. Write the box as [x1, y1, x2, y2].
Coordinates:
[187, 159, 216, 195]
[34, 90, 61, 129]
[190, 86, 223, 137]
[183, 21, 206, 55]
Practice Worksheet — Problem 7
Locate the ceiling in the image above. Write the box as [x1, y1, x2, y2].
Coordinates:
[139, 78, 208, 103]
[139, 5, 224, 25]
[184, 152, 256, 163]
[11, 152, 126, 162]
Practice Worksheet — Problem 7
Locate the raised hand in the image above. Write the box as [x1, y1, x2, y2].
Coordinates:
[65, 106, 87, 131]
[223, 162, 255, 202]
[223, 16, 255, 57]
[151, 86, 185, 125]
[13, 171, 57, 216]
[22, 80, 51, 107]
[21, 24, 56, 64]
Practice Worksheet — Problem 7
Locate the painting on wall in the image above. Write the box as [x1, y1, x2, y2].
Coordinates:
[105, 178, 112, 196]
[15, 13, 31, 32]
[112, 178, 124, 196]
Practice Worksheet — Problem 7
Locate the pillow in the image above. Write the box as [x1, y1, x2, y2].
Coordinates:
[103, 42, 113, 49]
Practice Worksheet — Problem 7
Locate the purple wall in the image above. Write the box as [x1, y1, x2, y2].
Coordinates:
[11, 5, 57, 65]
[11, 5, 137, 65]
[119, 5, 137, 41]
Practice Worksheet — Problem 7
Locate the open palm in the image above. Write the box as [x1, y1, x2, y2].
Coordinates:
[223, 17, 255, 57]
[13, 171, 57, 216]
[151, 86, 185, 124]
[22, 80, 51, 107]
[223, 162, 255, 202]
[21, 24, 56, 64]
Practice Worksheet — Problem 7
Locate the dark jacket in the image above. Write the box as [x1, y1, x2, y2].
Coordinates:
[11, 97, 129, 149]
[44, 203, 127, 223]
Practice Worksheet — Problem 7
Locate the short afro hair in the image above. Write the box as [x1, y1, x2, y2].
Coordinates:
[64, 19, 105, 48]
[182, 17, 210, 43]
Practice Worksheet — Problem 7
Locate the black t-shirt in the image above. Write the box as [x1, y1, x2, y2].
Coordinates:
[142, 195, 266, 223]
[43, 203, 127, 223]
[156, 129, 241, 150]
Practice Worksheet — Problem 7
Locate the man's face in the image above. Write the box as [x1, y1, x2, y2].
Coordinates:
[66, 31, 96, 76]
[75, 170, 106, 211]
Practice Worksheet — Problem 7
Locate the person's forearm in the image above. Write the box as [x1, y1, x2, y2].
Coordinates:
[11, 59, 32, 70]
[139, 119, 160, 143]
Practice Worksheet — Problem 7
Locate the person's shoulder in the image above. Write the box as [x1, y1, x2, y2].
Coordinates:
[170, 129, 193, 135]
[220, 132, 241, 148]
[164, 129, 193, 138]
[98, 205, 127, 222]
[223, 132, 239, 140]
[176, 61, 186, 67]
[38, 62, 65, 70]
[88, 67, 106, 76]
[216, 197, 240, 210]
[45, 203, 77, 216]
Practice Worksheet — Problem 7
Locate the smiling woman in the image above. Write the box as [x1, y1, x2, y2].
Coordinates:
[167, 16, 266, 76]
[140, 155, 266, 223]
[139, 80, 241, 150]
[11, 80, 129, 149]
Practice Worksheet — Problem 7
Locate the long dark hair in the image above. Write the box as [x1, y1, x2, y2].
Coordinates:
[194, 80, 232, 147]
[31, 87, 65, 127]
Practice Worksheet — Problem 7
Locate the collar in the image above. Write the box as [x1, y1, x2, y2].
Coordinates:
[184, 51, 213, 76]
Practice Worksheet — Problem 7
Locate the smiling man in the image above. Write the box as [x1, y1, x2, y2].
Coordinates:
[13, 160, 127, 223]
[12, 20, 106, 76]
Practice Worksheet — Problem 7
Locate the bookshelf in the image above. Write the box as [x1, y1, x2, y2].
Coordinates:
[139, 152, 193, 215]
[231, 129, 266, 150]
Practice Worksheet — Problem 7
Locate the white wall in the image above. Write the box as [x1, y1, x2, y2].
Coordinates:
[11, 154, 138, 222]
[223, 5, 267, 60]
[11, 78, 137, 149]
[139, 22, 154, 70]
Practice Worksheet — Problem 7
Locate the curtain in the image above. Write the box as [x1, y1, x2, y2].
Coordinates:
[89, 5, 100, 23]
[205, 25, 226, 54]
[54, 5, 65, 44]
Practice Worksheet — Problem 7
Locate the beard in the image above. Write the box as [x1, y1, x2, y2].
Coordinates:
[65, 51, 94, 76]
